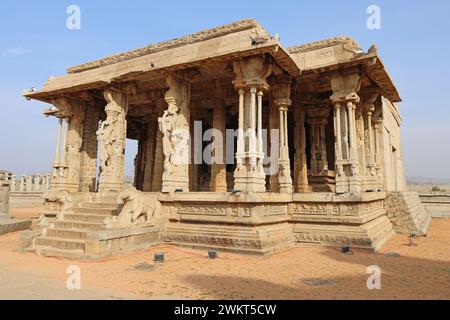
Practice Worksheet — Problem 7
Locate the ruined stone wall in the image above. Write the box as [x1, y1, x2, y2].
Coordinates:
[79, 105, 100, 192]
[419, 194, 450, 218]
[385, 191, 431, 235]
[0, 174, 9, 216]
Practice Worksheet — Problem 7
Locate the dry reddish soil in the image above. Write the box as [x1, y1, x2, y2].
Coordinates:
[2, 208, 450, 300]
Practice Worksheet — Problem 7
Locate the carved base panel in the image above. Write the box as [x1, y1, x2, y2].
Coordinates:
[161, 222, 293, 255]
[98, 179, 124, 192]
[293, 215, 394, 251]
[336, 176, 362, 194]
[308, 175, 336, 192]
[233, 170, 266, 193]
[161, 175, 189, 193]
[362, 175, 379, 192]
[52, 182, 79, 192]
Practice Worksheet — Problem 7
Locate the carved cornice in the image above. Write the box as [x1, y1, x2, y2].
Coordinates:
[67, 19, 269, 74]
[287, 36, 362, 54]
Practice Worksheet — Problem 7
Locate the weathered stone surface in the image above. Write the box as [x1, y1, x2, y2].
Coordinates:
[385, 191, 431, 235]
[419, 194, 450, 218]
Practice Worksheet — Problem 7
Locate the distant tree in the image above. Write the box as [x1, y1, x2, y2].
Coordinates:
[431, 185, 441, 192]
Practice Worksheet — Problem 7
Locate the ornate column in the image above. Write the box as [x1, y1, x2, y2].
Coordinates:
[330, 73, 362, 194]
[294, 105, 309, 192]
[142, 113, 157, 192]
[232, 55, 272, 193]
[374, 117, 384, 190]
[361, 92, 380, 191]
[97, 89, 128, 192]
[306, 106, 333, 192]
[272, 73, 293, 193]
[210, 99, 227, 192]
[0, 175, 9, 218]
[10, 174, 16, 192]
[33, 175, 41, 191]
[25, 176, 32, 191]
[159, 75, 190, 193]
[19, 175, 25, 191]
[269, 96, 280, 192]
[51, 118, 63, 188]
[79, 99, 101, 192]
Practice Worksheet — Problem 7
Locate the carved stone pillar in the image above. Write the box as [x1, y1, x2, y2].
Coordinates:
[269, 96, 280, 192]
[33, 175, 41, 192]
[272, 74, 293, 193]
[141, 113, 157, 192]
[330, 73, 362, 194]
[0, 178, 9, 217]
[25, 176, 32, 191]
[294, 105, 309, 192]
[10, 174, 16, 192]
[79, 101, 100, 192]
[47, 97, 85, 192]
[97, 89, 128, 192]
[210, 100, 227, 192]
[232, 55, 272, 193]
[359, 92, 380, 191]
[374, 117, 384, 190]
[19, 175, 25, 191]
[159, 75, 190, 193]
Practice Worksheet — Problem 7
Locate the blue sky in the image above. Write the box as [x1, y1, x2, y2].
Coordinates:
[0, 0, 449, 179]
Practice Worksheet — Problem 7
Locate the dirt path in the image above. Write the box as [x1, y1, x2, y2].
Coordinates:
[0, 213, 449, 300]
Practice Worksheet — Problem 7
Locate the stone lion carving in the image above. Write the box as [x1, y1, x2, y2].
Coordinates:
[103, 186, 158, 229]
[44, 190, 74, 220]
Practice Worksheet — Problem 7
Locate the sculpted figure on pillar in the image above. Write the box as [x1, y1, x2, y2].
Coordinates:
[97, 115, 118, 175]
[159, 75, 190, 192]
[97, 89, 128, 192]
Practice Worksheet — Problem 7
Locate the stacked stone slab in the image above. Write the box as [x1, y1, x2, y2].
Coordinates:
[385, 191, 431, 236]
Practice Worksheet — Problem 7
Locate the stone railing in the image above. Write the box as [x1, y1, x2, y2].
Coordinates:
[1, 171, 51, 208]
[2, 172, 51, 192]
[0, 171, 10, 217]
[419, 193, 450, 218]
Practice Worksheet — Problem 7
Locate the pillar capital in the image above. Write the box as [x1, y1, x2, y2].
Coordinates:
[330, 73, 361, 105]
[232, 55, 273, 92]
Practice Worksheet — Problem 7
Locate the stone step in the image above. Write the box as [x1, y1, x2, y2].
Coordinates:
[54, 220, 103, 231]
[36, 236, 85, 250]
[46, 228, 88, 240]
[88, 195, 119, 203]
[64, 213, 108, 223]
[72, 207, 120, 215]
[79, 202, 122, 209]
[37, 246, 85, 259]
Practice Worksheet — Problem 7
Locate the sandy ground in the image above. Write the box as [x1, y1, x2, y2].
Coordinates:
[10, 207, 42, 220]
[1, 208, 449, 300]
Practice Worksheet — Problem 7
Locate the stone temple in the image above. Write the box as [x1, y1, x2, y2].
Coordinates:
[22, 19, 430, 259]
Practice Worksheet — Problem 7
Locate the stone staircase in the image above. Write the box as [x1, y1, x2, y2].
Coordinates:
[35, 195, 122, 258]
